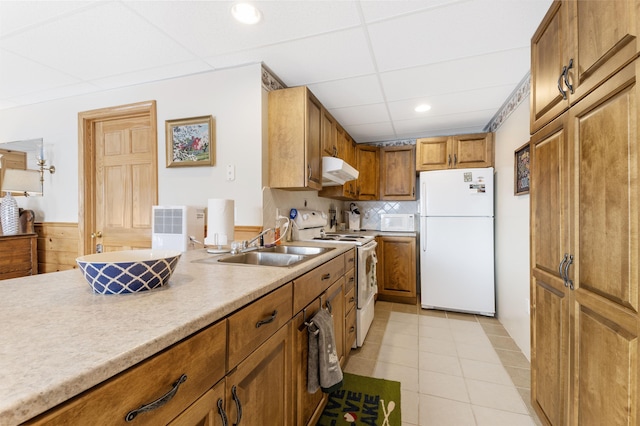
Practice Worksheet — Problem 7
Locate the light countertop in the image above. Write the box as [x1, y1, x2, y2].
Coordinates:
[0, 243, 349, 425]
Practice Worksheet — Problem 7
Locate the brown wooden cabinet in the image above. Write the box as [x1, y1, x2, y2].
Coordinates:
[27, 321, 228, 426]
[376, 236, 416, 305]
[530, 4, 640, 424]
[355, 144, 379, 200]
[380, 145, 416, 200]
[0, 233, 38, 279]
[416, 133, 493, 171]
[269, 86, 323, 190]
[530, 0, 640, 133]
[321, 109, 338, 157]
[226, 322, 293, 426]
[168, 380, 226, 426]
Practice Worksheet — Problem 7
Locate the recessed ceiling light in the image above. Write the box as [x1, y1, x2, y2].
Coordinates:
[415, 104, 431, 113]
[231, 3, 262, 25]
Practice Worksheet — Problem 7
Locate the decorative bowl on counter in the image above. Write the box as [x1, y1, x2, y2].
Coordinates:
[76, 249, 181, 295]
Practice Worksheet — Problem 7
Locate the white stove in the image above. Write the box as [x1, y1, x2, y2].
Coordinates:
[291, 210, 377, 348]
[308, 232, 375, 246]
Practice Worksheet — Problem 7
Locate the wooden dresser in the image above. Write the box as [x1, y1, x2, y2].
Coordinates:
[0, 233, 38, 280]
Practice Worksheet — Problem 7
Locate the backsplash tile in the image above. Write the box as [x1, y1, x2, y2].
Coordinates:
[264, 188, 418, 232]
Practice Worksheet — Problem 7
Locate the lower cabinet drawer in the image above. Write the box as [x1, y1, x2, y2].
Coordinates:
[27, 321, 227, 426]
[345, 285, 355, 314]
[293, 255, 345, 313]
[228, 282, 293, 368]
[345, 307, 356, 351]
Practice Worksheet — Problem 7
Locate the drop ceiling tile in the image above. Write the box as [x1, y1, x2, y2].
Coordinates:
[6, 81, 102, 106]
[307, 75, 383, 109]
[127, 0, 361, 57]
[346, 121, 396, 143]
[394, 110, 494, 138]
[387, 85, 514, 121]
[0, 2, 195, 80]
[207, 28, 375, 86]
[0, 49, 81, 98]
[90, 59, 214, 90]
[360, 0, 462, 23]
[368, 0, 552, 72]
[380, 48, 530, 101]
[0, 1, 96, 36]
[328, 103, 389, 127]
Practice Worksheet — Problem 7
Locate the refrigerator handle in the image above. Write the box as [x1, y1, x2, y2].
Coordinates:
[422, 228, 427, 252]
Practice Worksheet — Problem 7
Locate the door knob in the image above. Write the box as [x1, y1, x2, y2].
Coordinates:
[91, 231, 103, 238]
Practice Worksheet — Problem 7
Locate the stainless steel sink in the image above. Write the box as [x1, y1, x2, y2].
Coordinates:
[259, 246, 334, 256]
[217, 251, 307, 267]
[193, 245, 334, 267]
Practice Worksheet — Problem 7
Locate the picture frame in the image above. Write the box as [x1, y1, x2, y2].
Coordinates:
[166, 115, 215, 167]
[514, 141, 530, 195]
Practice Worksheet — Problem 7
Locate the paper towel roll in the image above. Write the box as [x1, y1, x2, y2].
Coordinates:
[205, 199, 234, 246]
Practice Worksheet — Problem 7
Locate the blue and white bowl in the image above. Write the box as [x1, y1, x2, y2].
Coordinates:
[76, 250, 181, 295]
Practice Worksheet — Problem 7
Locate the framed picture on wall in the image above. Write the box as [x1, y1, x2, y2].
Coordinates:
[514, 141, 530, 195]
[166, 115, 215, 167]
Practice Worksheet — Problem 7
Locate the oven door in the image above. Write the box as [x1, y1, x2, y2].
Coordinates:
[357, 240, 378, 308]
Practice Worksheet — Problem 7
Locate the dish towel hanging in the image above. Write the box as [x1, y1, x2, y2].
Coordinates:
[307, 308, 343, 394]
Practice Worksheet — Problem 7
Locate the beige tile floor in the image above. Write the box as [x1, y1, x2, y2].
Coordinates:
[343, 301, 542, 426]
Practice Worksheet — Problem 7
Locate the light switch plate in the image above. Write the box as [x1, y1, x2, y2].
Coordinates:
[226, 164, 235, 181]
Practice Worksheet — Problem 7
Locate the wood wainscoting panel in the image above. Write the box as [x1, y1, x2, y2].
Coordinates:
[35, 223, 80, 273]
[35, 223, 264, 273]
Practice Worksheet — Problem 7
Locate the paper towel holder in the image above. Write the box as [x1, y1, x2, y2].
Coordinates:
[204, 199, 235, 253]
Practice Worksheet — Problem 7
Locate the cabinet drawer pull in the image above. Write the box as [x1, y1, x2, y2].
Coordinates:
[349, 297, 355, 303]
[558, 66, 568, 99]
[564, 58, 574, 94]
[558, 253, 568, 286]
[321, 273, 331, 281]
[218, 398, 229, 426]
[125, 374, 187, 422]
[255, 310, 278, 328]
[348, 257, 354, 263]
[232, 385, 243, 425]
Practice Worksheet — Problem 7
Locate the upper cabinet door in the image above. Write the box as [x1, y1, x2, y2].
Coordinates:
[321, 109, 337, 157]
[531, 1, 572, 133]
[569, 0, 639, 103]
[380, 145, 416, 200]
[416, 136, 450, 171]
[531, 0, 640, 133]
[268, 86, 322, 190]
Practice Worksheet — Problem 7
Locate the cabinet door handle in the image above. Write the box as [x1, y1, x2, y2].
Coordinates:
[453, 154, 457, 167]
[125, 374, 187, 422]
[349, 296, 355, 303]
[255, 310, 278, 328]
[448, 155, 452, 167]
[564, 59, 574, 94]
[218, 398, 229, 426]
[349, 326, 355, 332]
[326, 300, 332, 313]
[564, 254, 574, 290]
[307, 163, 312, 181]
[558, 253, 568, 286]
[231, 385, 243, 425]
[558, 66, 568, 99]
[321, 273, 331, 281]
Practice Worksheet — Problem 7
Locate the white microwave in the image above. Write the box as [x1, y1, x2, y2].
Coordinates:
[380, 214, 415, 232]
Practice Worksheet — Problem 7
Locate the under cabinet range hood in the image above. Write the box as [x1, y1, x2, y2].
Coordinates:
[322, 156, 359, 186]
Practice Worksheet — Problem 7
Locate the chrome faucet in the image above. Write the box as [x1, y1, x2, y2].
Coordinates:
[231, 228, 274, 254]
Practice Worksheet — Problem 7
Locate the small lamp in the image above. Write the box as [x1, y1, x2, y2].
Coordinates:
[1, 168, 41, 235]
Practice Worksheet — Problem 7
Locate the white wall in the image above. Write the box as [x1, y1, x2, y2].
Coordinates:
[0, 64, 265, 226]
[494, 97, 531, 359]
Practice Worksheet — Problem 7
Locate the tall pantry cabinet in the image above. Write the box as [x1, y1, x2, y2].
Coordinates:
[530, 1, 640, 425]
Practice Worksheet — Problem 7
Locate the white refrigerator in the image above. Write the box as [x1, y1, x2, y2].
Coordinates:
[419, 167, 495, 316]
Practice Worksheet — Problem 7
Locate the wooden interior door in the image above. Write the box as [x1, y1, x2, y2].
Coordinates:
[530, 113, 571, 426]
[568, 61, 639, 426]
[78, 101, 157, 255]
